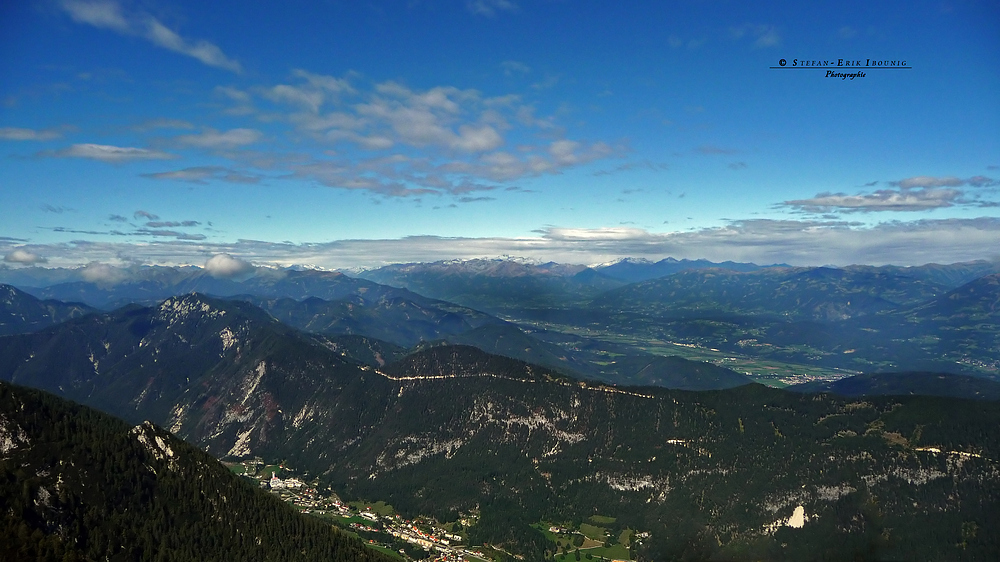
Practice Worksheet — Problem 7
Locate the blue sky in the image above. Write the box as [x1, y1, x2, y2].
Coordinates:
[1, 0, 998, 270]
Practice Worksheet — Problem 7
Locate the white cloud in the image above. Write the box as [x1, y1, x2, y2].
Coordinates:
[501, 60, 531, 76]
[205, 253, 255, 278]
[214, 86, 256, 116]
[544, 227, 653, 241]
[264, 69, 354, 113]
[292, 69, 355, 95]
[3, 249, 47, 265]
[60, 0, 241, 72]
[215, 86, 251, 103]
[438, 139, 614, 183]
[176, 128, 262, 149]
[266, 84, 325, 112]
[60, 0, 129, 31]
[783, 187, 964, 213]
[146, 221, 200, 228]
[144, 20, 241, 73]
[135, 229, 206, 241]
[80, 261, 128, 285]
[141, 166, 260, 184]
[452, 124, 504, 152]
[51, 143, 176, 163]
[783, 176, 999, 213]
[0, 127, 64, 141]
[218, 73, 616, 196]
[891, 175, 995, 189]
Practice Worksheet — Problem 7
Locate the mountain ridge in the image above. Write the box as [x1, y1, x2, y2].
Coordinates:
[0, 283, 94, 336]
[3, 296, 1000, 559]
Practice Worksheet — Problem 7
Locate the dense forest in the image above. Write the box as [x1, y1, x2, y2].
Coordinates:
[0, 382, 393, 562]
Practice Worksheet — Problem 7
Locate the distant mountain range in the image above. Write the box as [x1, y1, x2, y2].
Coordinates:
[593, 256, 783, 283]
[3, 256, 1000, 381]
[2, 292, 1000, 559]
[356, 258, 625, 312]
[10, 266, 437, 310]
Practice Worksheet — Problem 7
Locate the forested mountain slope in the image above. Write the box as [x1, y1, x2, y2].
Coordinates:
[1, 295, 999, 560]
[0, 381, 393, 562]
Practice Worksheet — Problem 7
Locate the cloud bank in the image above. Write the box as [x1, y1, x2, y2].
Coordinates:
[4, 218, 999, 270]
[782, 176, 999, 213]
[3, 249, 47, 265]
[177, 72, 617, 197]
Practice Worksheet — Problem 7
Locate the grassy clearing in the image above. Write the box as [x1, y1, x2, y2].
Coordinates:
[349, 500, 395, 516]
[581, 537, 604, 549]
[588, 515, 616, 525]
[259, 465, 282, 478]
[554, 544, 631, 562]
[586, 543, 631, 560]
[365, 543, 404, 560]
[578, 523, 607, 540]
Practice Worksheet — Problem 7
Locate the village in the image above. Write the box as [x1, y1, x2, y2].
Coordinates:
[226, 459, 496, 562]
[225, 459, 642, 562]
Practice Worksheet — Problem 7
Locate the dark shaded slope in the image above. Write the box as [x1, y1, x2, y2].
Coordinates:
[887, 260, 1000, 289]
[0, 283, 94, 336]
[904, 272, 1000, 322]
[0, 293, 381, 459]
[830, 273, 1000, 373]
[319, 333, 409, 367]
[382, 344, 572, 383]
[594, 267, 949, 321]
[443, 323, 591, 375]
[791, 372, 1000, 400]
[238, 293, 503, 347]
[0, 381, 392, 562]
[593, 354, 752, 390]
